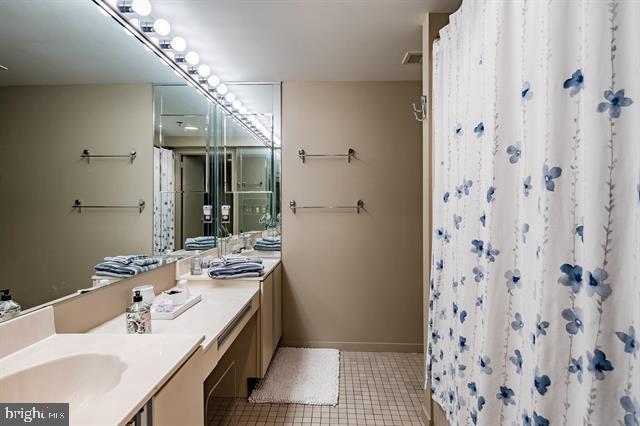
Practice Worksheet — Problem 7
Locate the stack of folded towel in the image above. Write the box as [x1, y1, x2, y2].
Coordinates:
[185, 236, 217, 251]
[254, 237, 281, 251]
[208, 255, 264, 279]
[95, 255, 161, 278]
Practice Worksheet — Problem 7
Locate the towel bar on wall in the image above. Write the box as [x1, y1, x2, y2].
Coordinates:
[289, 199, 364, 214]
[81, 149, 137, 164]
[72, 199, 146, 213]
[297, 148, 354, 163]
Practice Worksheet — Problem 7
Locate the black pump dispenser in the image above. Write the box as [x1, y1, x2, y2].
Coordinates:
[133, 290, 142, 302]
[1, 289, 11, 301]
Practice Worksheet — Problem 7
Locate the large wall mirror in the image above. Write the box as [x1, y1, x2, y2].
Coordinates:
[0, 0, 281, 312]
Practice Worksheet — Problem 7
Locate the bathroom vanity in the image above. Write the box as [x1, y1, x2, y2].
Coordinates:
[0, 255, 282, 426]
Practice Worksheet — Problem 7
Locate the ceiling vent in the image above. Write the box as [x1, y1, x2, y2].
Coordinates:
[401, 51, 423, 65]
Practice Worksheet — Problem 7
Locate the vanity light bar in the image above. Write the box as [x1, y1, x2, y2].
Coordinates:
[92, 0, 274, 147]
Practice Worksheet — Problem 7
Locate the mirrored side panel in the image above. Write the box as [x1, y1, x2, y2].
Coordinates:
[0, 1, 199, 310]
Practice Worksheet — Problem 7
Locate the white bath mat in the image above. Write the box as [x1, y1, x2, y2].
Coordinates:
[249, 347, 340, 405]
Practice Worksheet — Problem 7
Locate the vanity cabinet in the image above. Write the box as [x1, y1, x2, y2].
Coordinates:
[153, 350, 204, 426]
[259, 263, 282, 377]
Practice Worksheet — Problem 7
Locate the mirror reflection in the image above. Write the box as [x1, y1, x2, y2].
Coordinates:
[0, 1, 281, 312]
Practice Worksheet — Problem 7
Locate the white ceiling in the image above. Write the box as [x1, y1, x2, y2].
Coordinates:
[151, 0, 461, 82]
[0, 1, 182, 86]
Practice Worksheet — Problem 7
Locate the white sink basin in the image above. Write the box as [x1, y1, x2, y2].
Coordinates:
[0, 353, 126, 411]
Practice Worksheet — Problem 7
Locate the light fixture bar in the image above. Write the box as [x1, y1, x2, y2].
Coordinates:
[92, 0, 273, 147]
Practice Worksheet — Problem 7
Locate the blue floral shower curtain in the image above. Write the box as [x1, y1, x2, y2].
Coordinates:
[153, 147, 175, 254]
[427, 1, 639, 425]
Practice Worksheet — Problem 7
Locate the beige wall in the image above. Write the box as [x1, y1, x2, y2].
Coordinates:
[281, 81, 423, 352]
[0, 84, 153, 309]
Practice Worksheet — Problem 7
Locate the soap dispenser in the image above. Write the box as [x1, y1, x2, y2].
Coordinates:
[126, 290, 152, 334]
[0, 289, 21, 323]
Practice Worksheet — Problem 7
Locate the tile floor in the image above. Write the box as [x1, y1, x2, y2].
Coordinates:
[207, 351, 425, 425]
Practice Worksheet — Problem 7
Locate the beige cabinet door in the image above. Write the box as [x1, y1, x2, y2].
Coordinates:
[273, 264, 282, 352]
[260, 273, 274, 376]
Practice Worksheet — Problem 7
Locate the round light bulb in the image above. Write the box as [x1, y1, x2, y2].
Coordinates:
[153, 19, 171, 36]
[185, 51, 199, 65]
[207, 75, 220, 87]
[232, 100, 242, 110]
[197, 64, 210, 77]
[216, 84, 228, 95]
[131, 0, 152, 16]
[225, 93, 236, 102]
[239, 106, 248, 115]
[170, 36, 186, 52]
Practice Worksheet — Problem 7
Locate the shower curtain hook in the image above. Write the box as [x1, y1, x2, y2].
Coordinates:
[412, 95, 427, 122]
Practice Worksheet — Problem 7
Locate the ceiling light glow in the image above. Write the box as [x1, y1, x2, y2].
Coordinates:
[131, 0, 152, 16]
[185, 51, 200, 65]
[216, 84, 228, 95]
[207, 75, 220, 87]
[153, 18, 170, 36]
[170, 36, 186, 52]
[197, 64, 210, 77]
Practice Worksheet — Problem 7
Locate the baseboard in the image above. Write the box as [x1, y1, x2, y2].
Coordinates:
[422, 387, 432, 426]
[280, 339, 423, 353]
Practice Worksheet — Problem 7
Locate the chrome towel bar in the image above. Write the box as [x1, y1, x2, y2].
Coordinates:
[289, 199, 364, 214]
[297, 148, 354, 163]
[81, 149, 137, 164]
[73, 199, 146, 213]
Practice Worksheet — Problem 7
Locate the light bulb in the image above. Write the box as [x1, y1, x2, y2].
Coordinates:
[131, 0, 151, 16]
[225, 93, 236, 102]
[185, 51, 199, 65]
[129, 18, 140, 28]
[197, 64, 210, 77]
[207, 75, 220, 87]
[216, 84, 228, 95]
[239, 106, 248, 115]
[171, 36, 186, 52]
[232, 100, 242, 110]
[153, 19, 171, 36]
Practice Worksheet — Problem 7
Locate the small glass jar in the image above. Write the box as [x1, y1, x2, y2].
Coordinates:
[190, 256, 203, 275]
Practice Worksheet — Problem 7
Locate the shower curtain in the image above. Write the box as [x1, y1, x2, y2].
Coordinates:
[153, 147, 175, 254]
[428, 1, 639, 425]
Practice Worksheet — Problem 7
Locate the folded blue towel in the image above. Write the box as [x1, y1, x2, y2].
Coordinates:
[95, 261, 160, 277]
[254, 238, 281, 251]
[185, 236, 217, 251]
[103, 255, 148, 265]
[209, 272, 262, 279]
[95, 255, 160, 277]
[208, 262, 264, 279]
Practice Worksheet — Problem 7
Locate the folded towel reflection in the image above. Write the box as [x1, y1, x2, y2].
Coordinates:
[205, 255, 263, 268]
[208, 260, 264, 279]
[185, 235, 217, 251]
[254, 237, 281, 252]
[95, 255, 161, 278]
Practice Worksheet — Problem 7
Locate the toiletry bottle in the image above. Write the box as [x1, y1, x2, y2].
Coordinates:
[126, 290, 152, 334]
[0, 289, 21, 323]
[177, 279, 190, 296]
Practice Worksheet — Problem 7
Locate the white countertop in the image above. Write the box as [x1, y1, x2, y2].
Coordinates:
[0, 333, 202, 426]
[90, 280, 260, 351]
